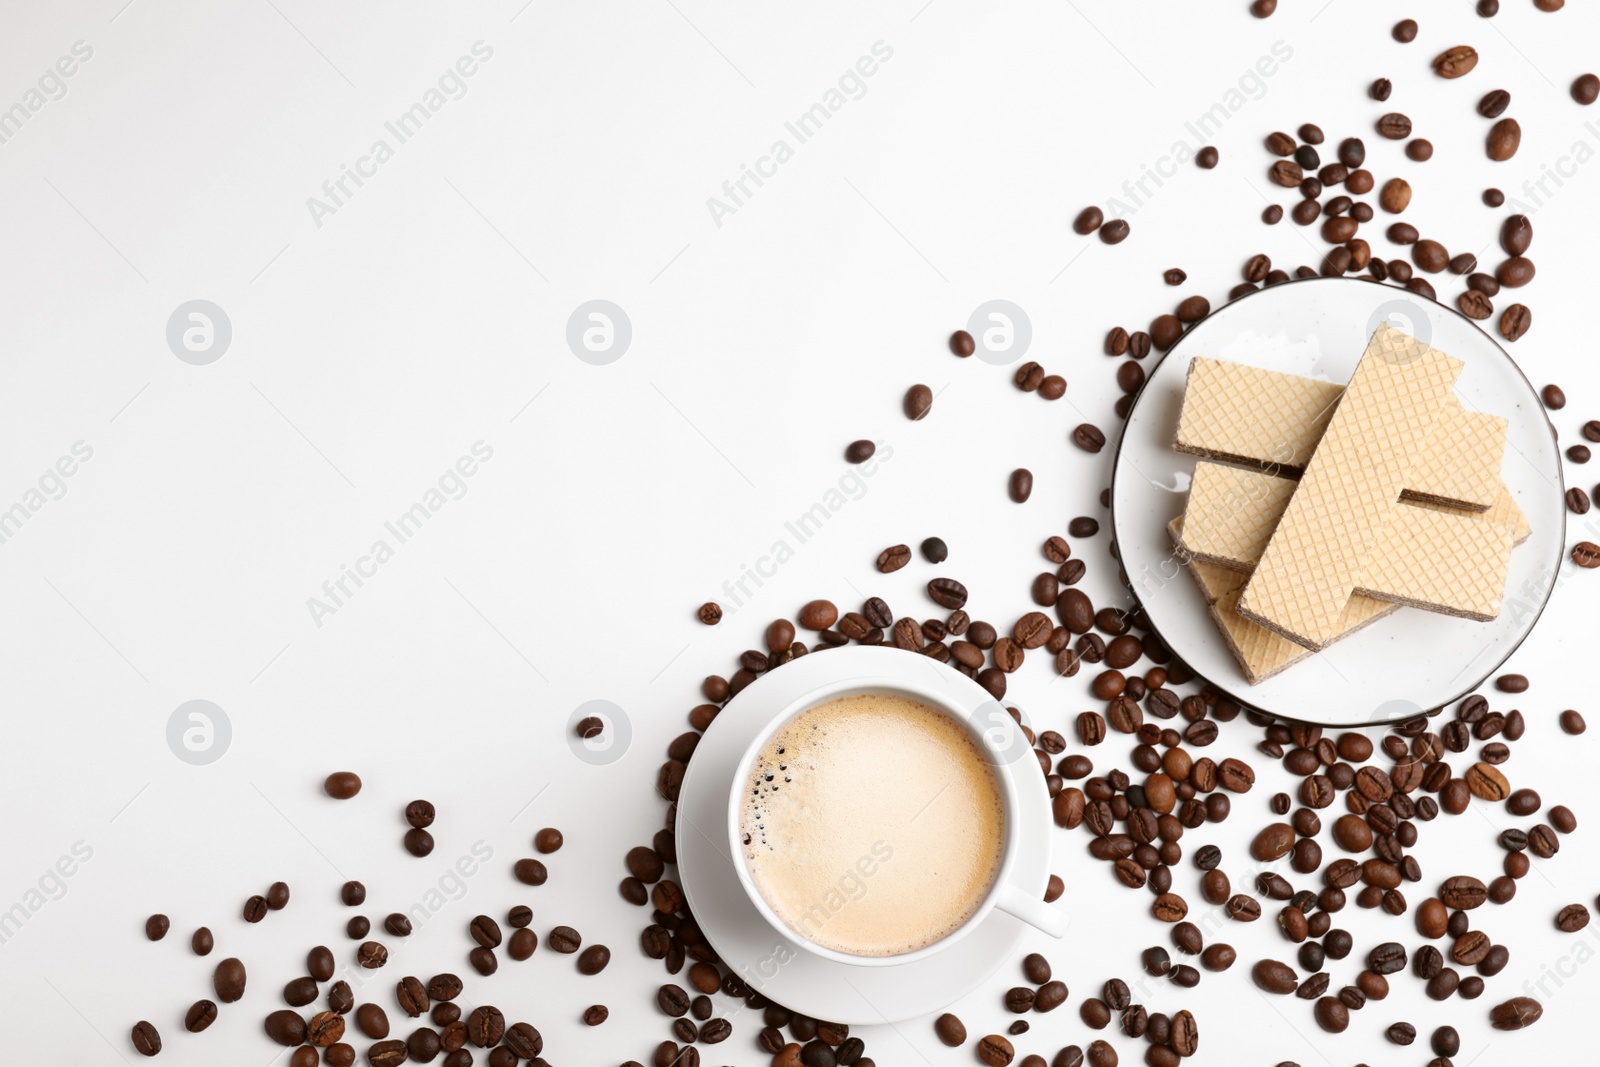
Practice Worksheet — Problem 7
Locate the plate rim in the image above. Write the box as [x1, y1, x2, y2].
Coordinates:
[1107, 275, 1566, 727]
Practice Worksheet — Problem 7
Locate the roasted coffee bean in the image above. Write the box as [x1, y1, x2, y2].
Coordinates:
[130, 1020, 162, 1057]
[1100, 219, 1130, 245]
[182, 998, 218, 1033]
[323, 771, 362, 799]
[536, 924, 578, 956]
[1529, 824, 1560, 857]
[1433, 44, 1478, 77]
[903, 384, 933, 420]
[1576, 73, 1600, 105]
[977, 1034, 1015, 1066]
[306, 1010, 344, 1047]
[1253, 959, 1297, 994]
[1574, 540, 1600, 567]
[1465, 762, 1510, 800]
[1368, 942, 1408, 976]
[212, 957, 247, 1003]
[1313, 996, 1349, 1033]
[265, 1009, 308, 1046]
[1377, 113, 1411, 140]
[1073, 424, 1106, 453]
[1488, 118, 1521, 161]
[1073, 207, 1104, 235]
[356, 1004, 392, 1041]
[576, 944, 611, 975]
[1490, 996, 1543, 1030]
[404, 828, 435, 857]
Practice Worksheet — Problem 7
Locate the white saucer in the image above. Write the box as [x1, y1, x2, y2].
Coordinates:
[1110, 277, 1565, 727]
[674, 645, 1056, 1024]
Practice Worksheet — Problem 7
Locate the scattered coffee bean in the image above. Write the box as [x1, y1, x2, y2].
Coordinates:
[903, 384, 933, 421]
[184, 999, 217, 1033]
[213, 957, 247, 1003]
[1009, 469, 1033, 503]
[131, 1020, 161, 1056]
[1488, 118, 1521, 161]
[324, 771, 362, 799]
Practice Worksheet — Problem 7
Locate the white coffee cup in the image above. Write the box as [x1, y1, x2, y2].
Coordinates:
[726, 667, 1068, 967]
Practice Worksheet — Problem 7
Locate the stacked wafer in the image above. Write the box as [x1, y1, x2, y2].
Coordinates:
[1169, 323, 1524, 684]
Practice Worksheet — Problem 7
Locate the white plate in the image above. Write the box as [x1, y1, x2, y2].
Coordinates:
[1110, 277, 1565, 727]
[674, 645, 1056, 1024]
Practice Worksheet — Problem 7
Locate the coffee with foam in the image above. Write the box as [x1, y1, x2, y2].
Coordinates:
[739, 692, 1006, 957]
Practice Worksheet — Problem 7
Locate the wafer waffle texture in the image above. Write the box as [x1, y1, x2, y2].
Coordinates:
[1181, 461, 1518, 621]
[1174, 356, 1505, 511]
[1168, 517, 1398, 683]
[1237, 325, 1464, 650]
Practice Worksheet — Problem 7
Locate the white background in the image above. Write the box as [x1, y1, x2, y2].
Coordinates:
[2, 0, 1599, 1063]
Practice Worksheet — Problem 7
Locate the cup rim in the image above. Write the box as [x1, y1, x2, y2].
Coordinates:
[725, 673, 1024, 968]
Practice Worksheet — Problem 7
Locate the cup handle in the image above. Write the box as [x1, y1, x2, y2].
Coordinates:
[994, 882, 1069, 938]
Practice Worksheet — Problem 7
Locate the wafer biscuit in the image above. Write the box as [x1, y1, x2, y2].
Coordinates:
[1237, 325, 1463, 650]
[1183, 460, 1520, 617]
[1168, 517, 1398, 683]
[1175, 357, 1504, 511]
[1352, 506, 1513, 621]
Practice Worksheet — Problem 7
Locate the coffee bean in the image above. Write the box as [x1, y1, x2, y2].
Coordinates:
[1459, 290, 1493, 320]
[181, 998, 218, 1033]
[578, 944, 611, 974]
[1071, 206, 1106, 235]
[384, 913, 412, 937]
[513, 858, 548, 886]
[1575, 541, 1600, 567]
[404, 828, 434, 857]
[1073, 424, 1106, 453]
[1484, 186, 1505, 206]
[1433, 44, 1478, 77]
[1490, 996, 1543, 1030]
[1466, 762, 1510, 800]
[1574, 73, 1600, 105]
[1501, 303, 1532, 342]
[1488, 118, 1521, 161]
[213, 957, 246, 1003]
[1201, 943, 1236, 971]
[358, 940, 388, 969]
[1413, 239, 1449, 273]
[1269, 159, 1304, 187]
[697, 603, 721, 627]
[1252, 959, 1298, 994]
[265, 1009, 308, 1046]
[368, 1040, 407, 1067]
[466, 1005, 505, 1047]
[130, 1020, 161, 1057]
[1089, 219, 1137, 254]
[1377, 113, 1411, 140]
[1196, 146, 1219, 169]
[977, 1034, 1015, 1066]
[283, 975, 318, 1006]
[1008, 469, 1033, 503]
[903, 384, 932, 421]
[243, 895, 268, 922]
[324, 771, 361, 799]
[1152, 893, 1187, 922]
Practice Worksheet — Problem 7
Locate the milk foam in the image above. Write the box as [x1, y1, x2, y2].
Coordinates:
[740, 693, 1006, 957]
